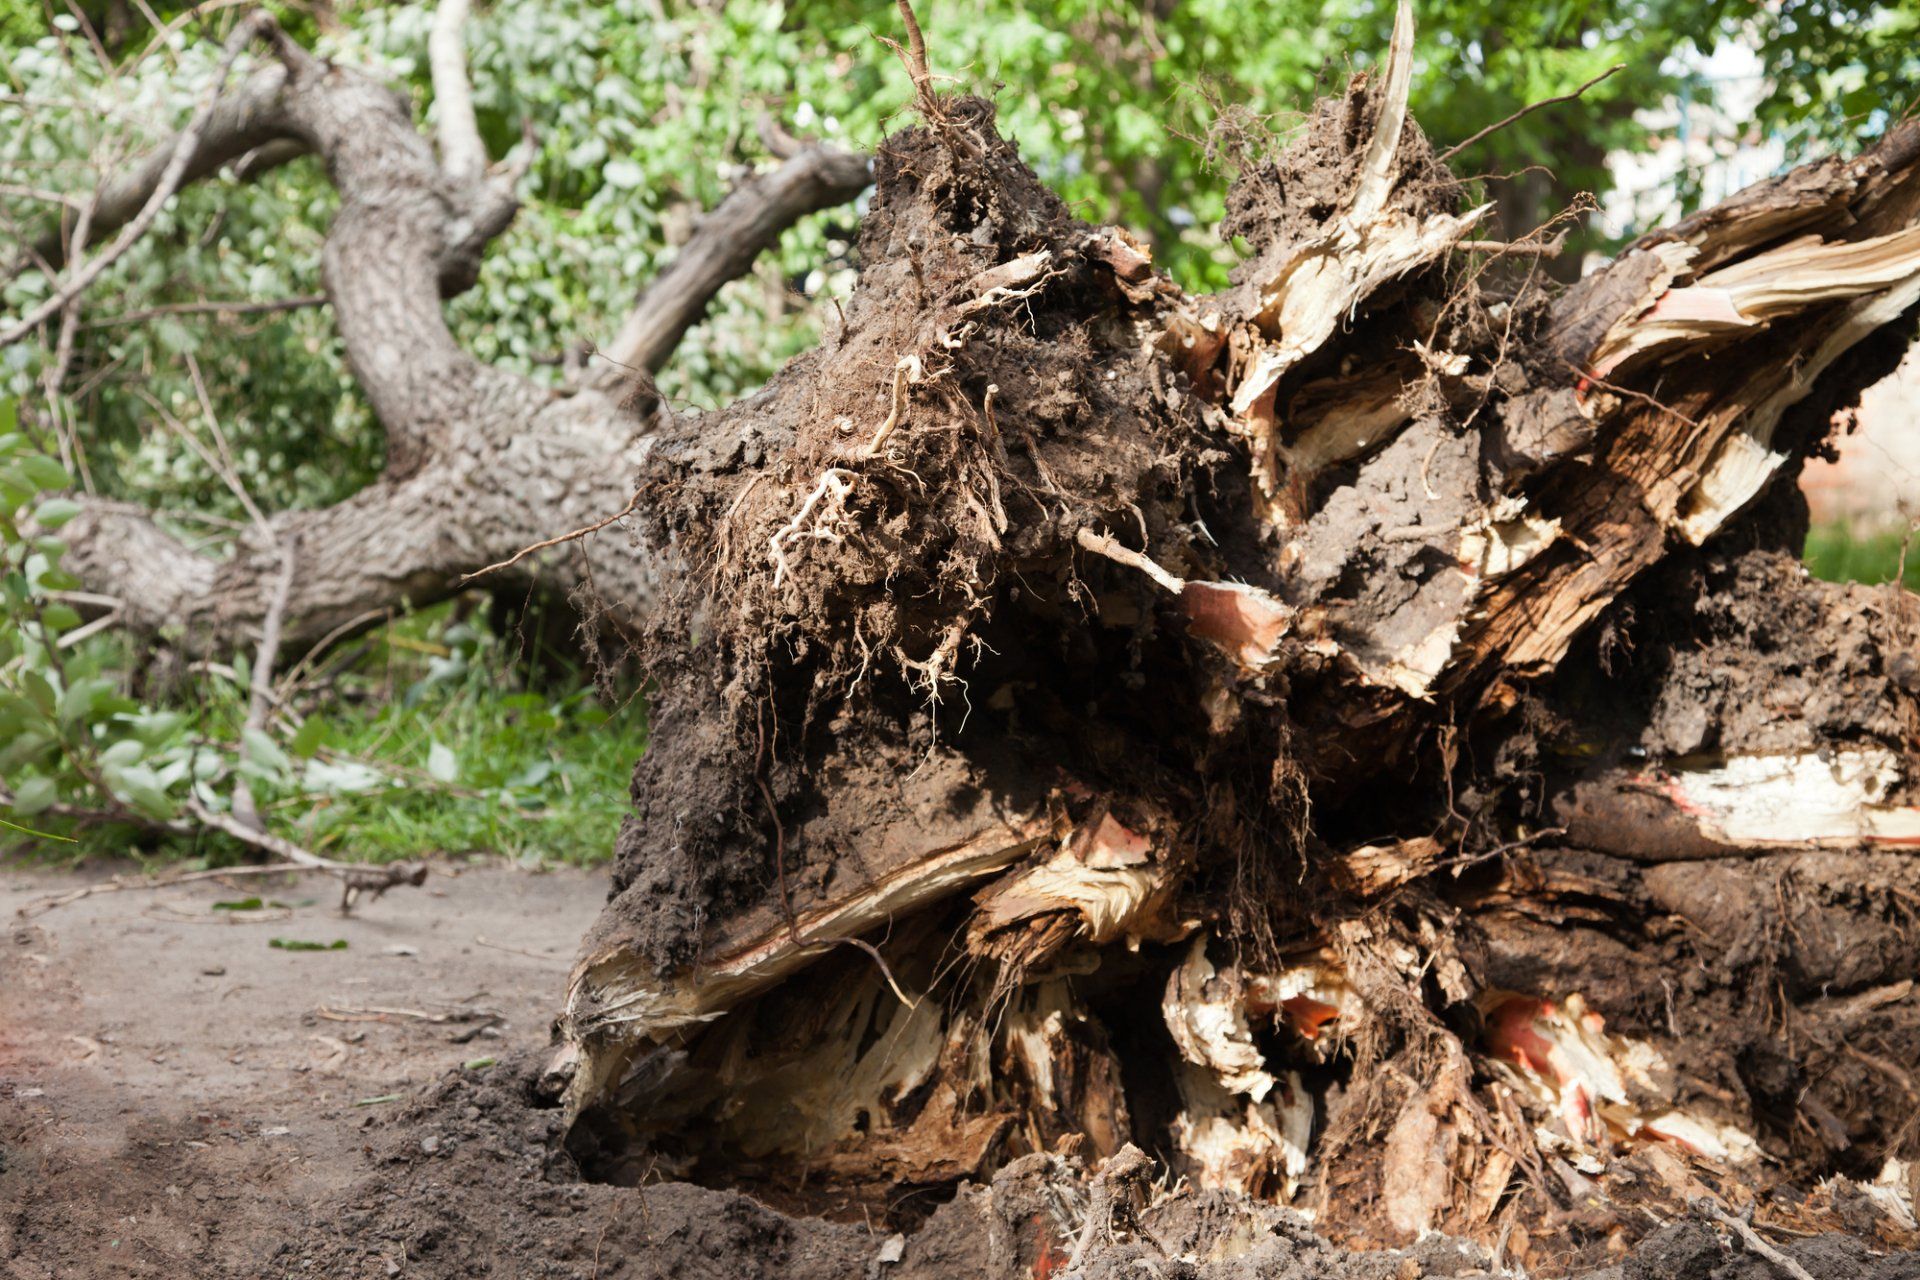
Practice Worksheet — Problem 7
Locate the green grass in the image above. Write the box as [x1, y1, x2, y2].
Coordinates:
[255, 606, 647, 866]
[284, 673, 643, 867]
[16, 603, 645, 868]
[1803, 523, 1920, 589]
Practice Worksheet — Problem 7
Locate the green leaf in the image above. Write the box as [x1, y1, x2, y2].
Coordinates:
[269, 938, 349, 951]
[17, 455, 70, 492]
[33, 497, 80, 529]
[108, 763, 176, 820]
[300, 757, 385, 794]
[242, 727, 293, 776]
[19, 670, 56, 717]
[10, 774, 58, 817]
[100, 738, 145, 767]
[506, 758, 553, 789]
[127, 711, 189, 747]
[289, 716, 330, 759]
[56, 676, 114, 728]
[213, 897, 264, 911]
[38, 603, 81, 634]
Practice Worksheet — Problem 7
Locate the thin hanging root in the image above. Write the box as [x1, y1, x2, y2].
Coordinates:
[768, 466, 857, 588]
[860, 355, 924, 458]
[1075, 526, 1186, 594]
[897, 617, 973, 701]
[832, 935, 919, 1010]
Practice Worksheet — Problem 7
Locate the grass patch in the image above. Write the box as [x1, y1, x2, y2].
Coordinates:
[1803, 523, 1920, 589]
[288, 666, 643, 866]
[254, 604, 647, 866]
[8, 603, 644, 868]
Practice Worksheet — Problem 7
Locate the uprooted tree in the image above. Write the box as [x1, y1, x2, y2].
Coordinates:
[539, 4, 1920, 1270]
[22, 0, 1920, 1271]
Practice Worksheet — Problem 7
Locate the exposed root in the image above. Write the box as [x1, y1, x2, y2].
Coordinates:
[858, 355, 925, 458]
[767, 466, 857, 589]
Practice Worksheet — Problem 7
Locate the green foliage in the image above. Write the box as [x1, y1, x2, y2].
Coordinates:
[1750, 2, 1920, 153]
[1803, 522, 1920, 590]
[278, 614, 645, 866]
[0, 418, 642, 864]
[0, 410, 191, 832]
[6, 1, 1914, 527]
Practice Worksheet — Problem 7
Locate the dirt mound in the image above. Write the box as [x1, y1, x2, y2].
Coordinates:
[298, 1055, 1920, 1279]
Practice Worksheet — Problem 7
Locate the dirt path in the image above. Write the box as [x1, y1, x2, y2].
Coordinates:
[0, 857, 602, 1279]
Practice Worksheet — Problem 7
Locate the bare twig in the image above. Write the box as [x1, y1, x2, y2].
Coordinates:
[316, 1004, 494, 1024]
[1437, 65, 1625, 165]
[85, 293, 327, 328]
[0, 183, 85, 208]
[1693, 1200, 1818, 1280]
[0, 12, 274, 349]
[230, 534, 299, 832]
[16, 863, 343, 918]
[40, 186, 96, 482]
[181, 797, 426, 908]
[473, 934, 562, 960]
[1454, 234, 1567, 259]
[460, 489, 643, 583]
[1569, 361, 1707, 431]
[55, 608, 124, 649]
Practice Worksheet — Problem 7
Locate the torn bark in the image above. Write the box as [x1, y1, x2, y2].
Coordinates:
[27, 8, 870, 657]
[551, 6, 1920, 1270]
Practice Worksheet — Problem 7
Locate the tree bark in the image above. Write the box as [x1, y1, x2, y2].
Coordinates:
[549, 9, 1920, 1269]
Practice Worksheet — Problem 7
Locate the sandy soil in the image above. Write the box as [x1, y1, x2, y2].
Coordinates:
[0, 857, 601, 1279]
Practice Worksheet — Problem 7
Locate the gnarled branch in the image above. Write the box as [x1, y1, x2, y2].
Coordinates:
[593, 140, 871, 383]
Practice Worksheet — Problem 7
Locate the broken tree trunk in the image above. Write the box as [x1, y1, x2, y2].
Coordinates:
[553, 8, 1920, 1272]
[26, 9, 869, 657]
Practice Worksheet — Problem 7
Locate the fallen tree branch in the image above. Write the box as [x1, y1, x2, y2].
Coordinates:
[591, 135, 870, 382]
[15, 862, 344, 918]
[428, 0, 487, 186]
[180, 797, 427, 910]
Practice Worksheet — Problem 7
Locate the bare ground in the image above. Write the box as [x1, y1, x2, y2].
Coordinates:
[0, 857, 598, 1279]
[3, 857, 1912, 1279]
